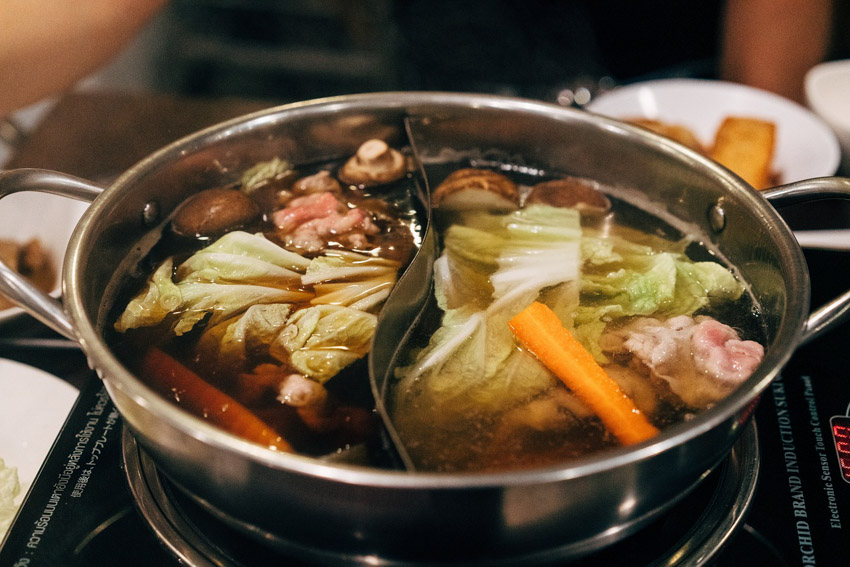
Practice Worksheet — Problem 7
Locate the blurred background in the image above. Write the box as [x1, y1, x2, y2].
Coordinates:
[71, 0, 850, 105]
[3, 0, 850, 178]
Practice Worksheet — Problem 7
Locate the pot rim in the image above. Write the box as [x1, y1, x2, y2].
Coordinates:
[63, 91, 810, 488]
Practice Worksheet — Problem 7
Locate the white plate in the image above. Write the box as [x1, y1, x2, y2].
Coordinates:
[0, 359, 79, 489]
[0, 192, 87, 325]
[586, 78, 841, 183]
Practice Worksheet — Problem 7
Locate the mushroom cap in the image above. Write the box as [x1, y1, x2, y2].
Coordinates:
[171, 187, 260, 238]
[338, 139, 407, 187]
[431, 168, 520, 211]
[525, 177, 611, 215]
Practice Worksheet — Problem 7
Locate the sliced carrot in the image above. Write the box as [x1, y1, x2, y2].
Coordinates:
[141, 347, 292, 452]
[508, 302, 659, 445]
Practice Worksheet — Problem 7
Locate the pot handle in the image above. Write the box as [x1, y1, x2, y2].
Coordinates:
[0, 168, 103, 339]
[762, 176, 850, 345]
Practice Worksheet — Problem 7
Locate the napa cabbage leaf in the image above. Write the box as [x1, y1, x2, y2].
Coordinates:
[177, 252, 304, 286]
[303, 250, 400, 284]
[114, 258, 181, 332]
[174, 283, 310, 336]
[270, 304, 377, 383]
[393, 205, 581, 422]
[115, 229, 400, 384]
[304, 250, 401, 312]
[114, 231, 313, 335]
[240, 157, 292, 193]
[198, 303, 294, 365]
[178, 231, 311, 280]
[575, 230, 744, 362]
[0, 458, 21, 540]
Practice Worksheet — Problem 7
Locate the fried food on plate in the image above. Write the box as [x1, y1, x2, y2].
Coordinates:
[709, 117, 776, 190]
[628, 118, 706, 154]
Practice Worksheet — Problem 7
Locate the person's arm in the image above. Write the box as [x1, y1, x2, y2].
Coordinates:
[719, 0, 832, 102]
[0, 0, 168, 118]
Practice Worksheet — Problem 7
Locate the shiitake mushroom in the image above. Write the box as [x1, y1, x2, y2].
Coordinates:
[525, 177, 611, 216]
[431, 168, 520, 211]
[338, 139, 407, 187]
[171, 187, 260, 238]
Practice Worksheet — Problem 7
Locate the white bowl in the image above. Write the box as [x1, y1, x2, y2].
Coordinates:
[0, 191, 87, 324]
[805, 59, 850, 174]
[587, 78, 841, 184]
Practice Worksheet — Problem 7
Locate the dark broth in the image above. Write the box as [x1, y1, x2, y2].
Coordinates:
[106, 153, 422, 458]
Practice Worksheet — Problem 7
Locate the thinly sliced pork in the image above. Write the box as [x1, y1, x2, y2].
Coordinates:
[603, 315, 763, 408]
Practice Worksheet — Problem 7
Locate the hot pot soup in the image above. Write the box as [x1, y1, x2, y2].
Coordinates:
[107, 139, 766, 471]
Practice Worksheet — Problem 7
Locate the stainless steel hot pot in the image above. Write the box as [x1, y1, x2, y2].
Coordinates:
[2, 92, 850, 565]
